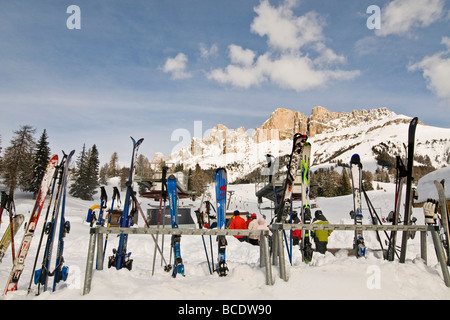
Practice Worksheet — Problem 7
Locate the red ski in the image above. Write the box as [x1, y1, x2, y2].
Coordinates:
[4, 155, 59, 295]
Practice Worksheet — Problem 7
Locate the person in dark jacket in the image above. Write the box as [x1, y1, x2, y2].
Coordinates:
[312, 210, 332, 254]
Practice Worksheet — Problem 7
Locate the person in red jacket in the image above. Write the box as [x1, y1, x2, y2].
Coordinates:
[229, 210, 248, 242]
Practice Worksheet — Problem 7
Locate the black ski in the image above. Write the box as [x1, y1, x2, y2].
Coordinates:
[399, 117, 418, 263]
[350, 154, 366, 258]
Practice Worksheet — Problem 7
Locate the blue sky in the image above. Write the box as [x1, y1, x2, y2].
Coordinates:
[0, 0, 449, 166]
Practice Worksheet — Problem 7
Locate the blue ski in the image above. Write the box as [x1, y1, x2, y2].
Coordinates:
[52, 150, 76, 291]
[215, 168, 228, 277]
[110, 137, 144, 271]
[167, 175, 184, 277]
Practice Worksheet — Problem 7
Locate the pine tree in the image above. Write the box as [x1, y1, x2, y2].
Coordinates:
[119, 167, 130, 191]
[70, 144, 100, 201]
[85, 144, 100, 200]
[29, 129, 51, 198]
[1, 125, 36, 198]
[99, 163, 108, 185]
[70, 144, 87, 199]
[107, 152, 119, 178]
[362, 170, 374, 191]
[339, 168, 352, 196]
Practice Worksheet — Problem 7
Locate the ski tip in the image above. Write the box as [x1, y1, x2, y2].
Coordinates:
[215, 167, 227, 174]
[294, 133, 308, 140]
[350, 154, 361, 164]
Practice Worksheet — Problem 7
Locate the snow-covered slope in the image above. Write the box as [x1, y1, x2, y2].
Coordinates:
[417, 167, 450, 202]
[1, 178, 450, 300]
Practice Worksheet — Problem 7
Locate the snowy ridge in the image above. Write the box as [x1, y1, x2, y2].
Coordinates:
[167, 107, 449, 182]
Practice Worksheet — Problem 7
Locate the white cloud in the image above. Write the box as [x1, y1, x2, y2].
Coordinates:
[207, 0, 359, 91]
[229, 45, 256, 66]
[408, 37, 450, 103]
[199, 43, 218, 59]
[162, 53, 192, 79]
[250, 0, 324, 51]
[376, 0, 445, 37]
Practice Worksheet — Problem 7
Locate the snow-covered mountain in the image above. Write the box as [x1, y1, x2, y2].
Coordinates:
[166, 106, 450, 182]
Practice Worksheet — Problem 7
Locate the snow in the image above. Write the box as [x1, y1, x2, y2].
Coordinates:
[416, 167, 450, 202]
[1, 178, 450, 301]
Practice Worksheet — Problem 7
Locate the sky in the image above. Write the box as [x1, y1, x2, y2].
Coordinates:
[0, 0, 449, 167]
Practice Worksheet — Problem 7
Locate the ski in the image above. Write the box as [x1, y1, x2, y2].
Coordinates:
[167, 175, 184, 277]
[275, 133, 308, 223]
[300, 142, 313, 263]
[34, 151, 74, 293]
[215, 168, 228, 277]
[97, 187, 108, 227]
[104, 186, 120, 263]
[434, 180, 450, 264]
[109, 137, 144, 271]
[0, 191, 9, 230]
[51, 150, 75, 292]
[4, 154, 59, 295]
[0, 214, 24, 263]
[399, 117, 418, 263]
[386, 156, 407, 261]
[0, 192, 16, 263]
[350, 154, 366, 258]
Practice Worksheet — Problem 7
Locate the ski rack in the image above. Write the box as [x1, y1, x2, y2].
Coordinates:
[82, 227, 273, 295]
[83, 223, 450, 295]
[270, 223, 450, 287]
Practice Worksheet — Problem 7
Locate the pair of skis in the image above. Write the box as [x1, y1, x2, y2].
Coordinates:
[161, 168, 228, 278]
[167, 175, 185, 277]
[384, 117, 419, 262]
[108, 137, 144, 271]
[215, 168, 228, 276]
[33, 151, 75, 294]
[3, 153, 70, 295]
[273, 133, 311, 262]
[350, 154, 366, 258]
[425, 181, 450, 265]
[350, 117, 419, 260]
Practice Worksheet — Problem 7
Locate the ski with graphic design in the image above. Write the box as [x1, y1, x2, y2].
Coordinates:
[350, 154, 366, 258]
[434, 180, 450, 264]
[300, 142, 313, 263]
[399, 117, 418, 263]
[215, 168, 228, 277]
[4, 155, 59, 295]
[275, 133, 308, 223]
[34, 150, 74, 293]
[167, 175, 184, 277]
[0, 214, 25, 263]
[109, 137, 144, 271]
[51, 150, 75, 291]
